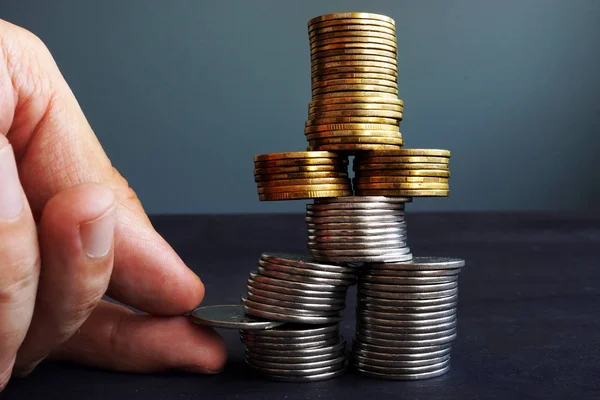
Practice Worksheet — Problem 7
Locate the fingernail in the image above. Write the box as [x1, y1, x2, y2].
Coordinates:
[0, 142, 24, 219]
[80, 205, 117, 258]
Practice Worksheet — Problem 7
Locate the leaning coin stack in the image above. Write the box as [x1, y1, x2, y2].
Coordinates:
[353, 149, 451, 197]
[254, 151, 352, 201]
[351, 257, 464, 380]
[306, 196, 413, 263]
[306, 12, 404, 151]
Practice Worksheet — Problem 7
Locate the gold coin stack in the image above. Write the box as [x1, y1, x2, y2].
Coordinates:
[253, 151, 352, 201]
[353, 149, 451, 197]
[305, 12, 404, 152]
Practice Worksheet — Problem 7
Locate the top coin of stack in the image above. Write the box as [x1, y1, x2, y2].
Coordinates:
[254, 151, 352, 200]
[306, 13, 404, 152]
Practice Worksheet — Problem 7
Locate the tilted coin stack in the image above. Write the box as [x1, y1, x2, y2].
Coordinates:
[191, 12, 465, 383]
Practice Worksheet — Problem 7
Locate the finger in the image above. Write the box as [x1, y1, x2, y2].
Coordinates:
[0, 136, 39, 390]
[0, 20, 203, 315]
[13, 183, 117, 377]
[49, 300, 227, 374]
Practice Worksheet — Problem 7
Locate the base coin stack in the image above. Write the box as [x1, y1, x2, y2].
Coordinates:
[254, 151, 352, 201]
[306, 196, 413, 263]
[306, 13, 404, 152]
[354, 149, 451, 197]
[351, 257, 464, 380]
[242, 253, 358, 324]
[240, 324, 347, 382]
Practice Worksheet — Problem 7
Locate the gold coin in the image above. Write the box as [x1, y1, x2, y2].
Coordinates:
[309, 24, 396, 37]
[311, 47, 397, 57]
[310, 30, 397, 43]
[355, 189, 449, 197]
[259, 190, 353, 201]
[309, 136, 404, 145]
[361, 148, 451, 157]
[312, 78, 397, 89]
[311, 60, 397, 72]
[258, 184, 350, 194]
[312, 66, 397, 77]
[312, 85, 398, 96]
[312, 72, 397, 83]
[356, 169, 450, 177]
[257, 178, 350, 188]
[311, 43, 397, 56]
[255, 158, 347, 168]
[308, 18, 395, 32]
[254, 165, 347, 175]
[254, 151, 342, 162]
[306, 130, 401, 140]
[353, 182, 449, 190]
[308, 13, 395, 26]
[304, 123, 399, 133]
[311, 90, 398, 100]
[310, 37, 397, 49]
[309, 102, 403, 112]
[354, 163, 449, 170]
[306, 117, 399, 126]
[311, 55, 397, 67]
[355, 156, 449, 164]
[254, 171, 348, 182]
[310, 96, 403, 106]
[309, 110, 403, 119]
[310, 144, 401, 151]
[353, 176, 447, 183]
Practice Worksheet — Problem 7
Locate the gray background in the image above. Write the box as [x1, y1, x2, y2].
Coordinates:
[1, 0, 599, 214]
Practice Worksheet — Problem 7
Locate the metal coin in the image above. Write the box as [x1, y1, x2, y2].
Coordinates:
[361, 268, 460, 277]
[311, 60, 397, 72]
[308, 233, 406, 243]
[311, 85, 398, 96]
[310, 36, 397, 49]
[243, 298, 343, 317]
[245, 348, 345, 363]
[359, 149, 451, 157]
[257, 178, 349, 187]
[254, 368, 346, 382]
[309, 23, 396, 36]
[351, 341, 452, 355]
[256, 266, 355, 286]
[308, 12, 396, 24]
[308, 227, 406, 236]
[355, 189, 449, 197]
[244, 306, 343, 325]
[353, 176, 448, 184]
[356, 169, 450, 177]
[306, 117, 399, 126]
[255, 158, 346, 168]
[306, 208, 405, 216]
[354, 364, 450, 380]
[258, 260, 356, 279]
[311, 50, 397, 64]
[313, 195, 408, 203]
[358, 274, 458, 285]
[249, 272, 348, 292]
[260, 252, 356, 273]
[246, 355, 347, 370]
[241, 323, 339, 338]
[308, 136, 404, 145]
[356, 319, 457, 334]
[246, 359, 345, 376]
[242, 335, 340, 350]
[254, 151, 342, 161]
[353, 358, 450, 375]
[259, 190, 353, 201]
[366, 256, 465, 270]
[352, 354, 450, 368]
[311, 78, 398, 90]
[310, 96, 403, 106]
[355, 332, 457, 348]
[358, 308, 456, 321]
[305, 122, 398, 133]
[246, 293, 346, 312]
[359, 281, 458, 293]
[305, 214, 405, 224]
[189, 304, 284, 330]
[255, 171, 348, 182]
[355, 156, 450, 164]
[247, 287, 346, 305]
[311, 73, 398, 84]
[313, 252, 413, 263]
[311, 43, 397, 56]
[258, 183, 350, 194]
[307, 221, 407, 230]
[351, 345, 452, 362]
[246, 337, 345, 357]
[353, 182, 450, 190]
[308, 240, 406, 250]
[354, 162, 449, 170]
[357, 315, 457, 328]
[254, 165, 346, 175]
[308, 17, 395, 31]
[305, 130, 401, 140]
[311, 247, 410, 257]
[307, 203, 406, 211]
[359, 287, 458, 300]
[357, 293, 458, 307]
[357, 299, 457, 313]
[248, 279, 347, 299]
[356, 327, 457, 341]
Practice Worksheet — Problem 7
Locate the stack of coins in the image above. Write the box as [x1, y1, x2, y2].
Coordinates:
[240, 324, 347, 382]
[306, 13, 404, 152]
[242, 253, 358, 324]
[305, 196, 413, 263]
[254, 151, 352, 201]
[353, 149, 451, 197]
[351, 257, 464, 380]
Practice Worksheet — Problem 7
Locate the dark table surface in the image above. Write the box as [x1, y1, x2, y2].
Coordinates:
[3, 211, 600, 400]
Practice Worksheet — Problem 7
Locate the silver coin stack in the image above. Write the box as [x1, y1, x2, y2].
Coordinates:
[351, 256, 464, 380]
[306, 196, 413, 263]
[240, 253, 357, 381]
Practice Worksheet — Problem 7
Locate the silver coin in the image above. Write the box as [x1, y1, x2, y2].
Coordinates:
[366, 256, 465, 270]
[242, 336, 340, 350]
[308, 239, 406, 250]
[241, 323, 339, 338]
[256, 266, 355, 286]
[241, 331, 337, 344]
[354, 358, 450, 375]
[358, 287, 458, 300]
[355, 331, 457, 347]
[258, 259, 356, 279]
[260, 252, 356, 274]
[357, 299, 457, 313]
[359, 281, 458, 293]
[242, 297, 343, 317]
[356, 319, 457, 334]
[358, 315, 457, 328]
[246, 359, 345, 376]
[257, 368, 346, 382]
[351, 346, 452, 362]
[250, 272, 348, 292]
[313, 252, 413, 263]
[361, 268, 460, 277]
[246, 355, 347, 371]
[359, 274, 458, 285]
[306, 209, 405, 217]
[246, 348, 345, 364]
[248, 278, 347, 298]
[307, 202, 406, 211]
[358, 293, 458, 307]
[247, 337, 346, 357]
[246, 292, 346, 312]
[352, 354, 450, 368]
[358, 308, 456, 321]
[314, 196, 410, 203]
[247, 286, 346, 305]
[311, 247, 411, 257]
[352, 341, 452, 355]
[189, 304, 285, 330]
[355, 364, 450, 380]
[307, 219, 405, 228]
[244, 304, 343, 325]
[357, 327, 457, 341]
[308, 227, 406, 236]
[308, 232, 406, 243]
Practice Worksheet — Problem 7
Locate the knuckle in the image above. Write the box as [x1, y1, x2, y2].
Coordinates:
[0, 252, 40, 305]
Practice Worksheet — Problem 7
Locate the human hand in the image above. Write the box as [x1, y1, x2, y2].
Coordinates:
[0, 19, 226, 391]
